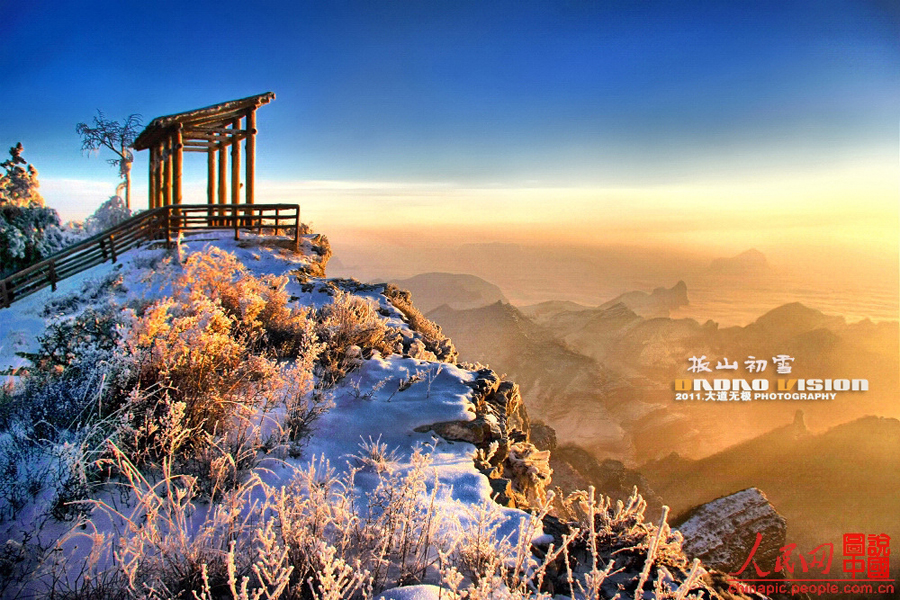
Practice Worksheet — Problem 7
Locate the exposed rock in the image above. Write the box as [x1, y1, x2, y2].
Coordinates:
[405, 338, 436, 362]
[676, 488, 787, 576]
[414, 417, 497, 445]
[487, 477, 513, 507]
[415, 368, 549, 509]
[294, 233, 331, 277]
[383, 284, 459, 363]
[505, 441, 552, 505]
[549, 444, 664, 518]
[529, 423, 557, 451]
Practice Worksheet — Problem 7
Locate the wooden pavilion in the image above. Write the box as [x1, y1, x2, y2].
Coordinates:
[133, 92, 275, 212]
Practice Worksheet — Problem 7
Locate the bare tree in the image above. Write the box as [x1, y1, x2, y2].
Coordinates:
[76, 111, 142, 210]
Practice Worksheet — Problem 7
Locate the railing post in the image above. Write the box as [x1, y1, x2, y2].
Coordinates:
[293, 207, 300, 251]
[1, 278, 9, 308]
[109, 234, 117, 263]
[48, 260, 57, 292]
[233, 205, 240, 241]
[100, 238, 108, 261]
[165, 209, 172, 249]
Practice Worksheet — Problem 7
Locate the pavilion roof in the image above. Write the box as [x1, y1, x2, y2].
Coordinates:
[133, 92, 275, 150]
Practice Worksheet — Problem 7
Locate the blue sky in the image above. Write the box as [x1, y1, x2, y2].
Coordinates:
[0, 0, 897, 253]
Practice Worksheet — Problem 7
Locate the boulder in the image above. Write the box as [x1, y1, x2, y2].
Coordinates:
[676, 488, 787, 576]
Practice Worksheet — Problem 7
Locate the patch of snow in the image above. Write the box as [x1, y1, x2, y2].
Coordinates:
[375, 584, 448, 600]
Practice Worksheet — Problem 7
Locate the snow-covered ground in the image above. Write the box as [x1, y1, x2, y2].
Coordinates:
[0, 230, 544, 597]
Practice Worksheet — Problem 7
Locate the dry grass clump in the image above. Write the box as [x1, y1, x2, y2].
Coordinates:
[313, 291, 397, 386]
[20, 449, 709, 600]
[59, 447, 441, 599]
[157, 246, 321, 359]
[113, 248, 322, 490]
[0, 247, 327, 527]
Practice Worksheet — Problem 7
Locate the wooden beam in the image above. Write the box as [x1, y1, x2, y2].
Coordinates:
[245, 109, 256, 206]
[184, 132, 249, 145]
[178, 109, 255, 128]
[173, 127, 183, 206]
[185, 130, 247, 138]
[183, 140, 219, 148]
[185, 128, 252, 136]
[231, 117, 241, 205]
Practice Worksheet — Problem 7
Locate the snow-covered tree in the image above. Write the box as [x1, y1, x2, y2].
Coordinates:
[0, 144, 78, 275]
[0, 143, 43, 208]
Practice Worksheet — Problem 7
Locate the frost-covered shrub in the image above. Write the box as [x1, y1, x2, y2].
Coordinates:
[0, 204, 65, 275]
[84, 195, 131, 235]
[5, 247, 324, 501]
[315, 291, 395, 385]
[157, 246, 321, 359]
[75, 448, 442, 599]
[114, 248, 321, 490]
[505, 441, 553, 506]
[0, 306, 128, 440]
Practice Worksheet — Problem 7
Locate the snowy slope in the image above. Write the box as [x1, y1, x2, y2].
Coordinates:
[0, 230, 542, 597]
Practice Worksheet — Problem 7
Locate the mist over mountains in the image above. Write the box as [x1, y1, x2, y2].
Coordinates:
[410, 272, 899, 464]
[329, 240, 899, 326]
[390, 272, 507, 313]
[708, 248, 770, 276]
[400, 266, 900, 582]
[644, 413, 900, 574]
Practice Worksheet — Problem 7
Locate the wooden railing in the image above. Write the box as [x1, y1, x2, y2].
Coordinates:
[0, 203, 301, 308]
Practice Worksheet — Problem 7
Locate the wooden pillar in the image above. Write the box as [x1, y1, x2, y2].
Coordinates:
[173, 127, 183, 206]
[217, 139, 227, 217]
[149, 146, 158, 209]
[245, 109, 256, 206]
[207, 149, 216, 222]
[155, 143, 164, 209]
[162, 138, 172, 207]
[231, 118, 241, 206]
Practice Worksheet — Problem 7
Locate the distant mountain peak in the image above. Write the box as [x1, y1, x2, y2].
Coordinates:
[598, 281, 689, 318]
[390, 272, 507, 313]
[708, 248, 769, 275]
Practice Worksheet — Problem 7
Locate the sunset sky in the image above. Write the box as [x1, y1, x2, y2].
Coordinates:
[1, 0, 897, 258]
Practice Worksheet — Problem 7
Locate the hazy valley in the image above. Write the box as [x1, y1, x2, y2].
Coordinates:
[385, 256, 900, 584]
